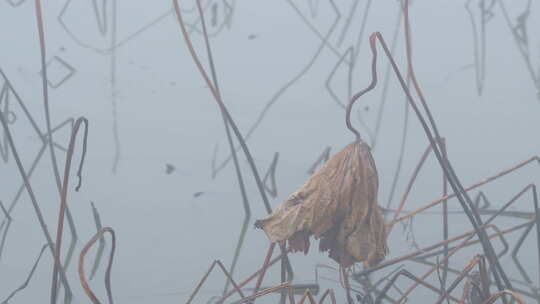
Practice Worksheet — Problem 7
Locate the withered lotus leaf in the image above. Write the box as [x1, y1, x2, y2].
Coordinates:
[255, 140, 388, 268]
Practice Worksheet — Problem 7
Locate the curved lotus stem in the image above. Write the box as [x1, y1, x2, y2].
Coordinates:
[79, 227, 116, 304]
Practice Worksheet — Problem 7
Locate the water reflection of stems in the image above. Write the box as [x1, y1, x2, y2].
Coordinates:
[0, 90, 73, 303]
[173, 0, 272, 214]
[173, 0, 295, 288]
[1, 244, 48, 304]
[222, 217, 249, 295]
[373, 269, 460, 304]
[191, 0, 255, 295]
[211, 0, 341, 177]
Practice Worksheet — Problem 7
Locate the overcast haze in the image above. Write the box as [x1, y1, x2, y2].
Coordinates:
[1, 0, 539, 303]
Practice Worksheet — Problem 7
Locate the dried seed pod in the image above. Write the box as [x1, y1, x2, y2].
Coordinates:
[255, 140, 388, 267]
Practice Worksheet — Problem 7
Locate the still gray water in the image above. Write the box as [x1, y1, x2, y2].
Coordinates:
[1, 0, 539, 303]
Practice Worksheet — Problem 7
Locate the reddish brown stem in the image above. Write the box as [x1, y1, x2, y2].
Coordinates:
[51, 117, 88, 304]
[79, 227, 116, 304]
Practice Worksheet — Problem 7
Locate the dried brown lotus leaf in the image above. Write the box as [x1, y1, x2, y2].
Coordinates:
[255, 140, 388, 267]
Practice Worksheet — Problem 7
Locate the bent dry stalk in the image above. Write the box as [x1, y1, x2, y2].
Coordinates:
[349, 29, 510, 292]
[171, 1, 538, 303]
[79, 227, 116, 304]
[51, 117, 89, 304]
[172, 0, 293, 283]
[0, 91, 73, 303]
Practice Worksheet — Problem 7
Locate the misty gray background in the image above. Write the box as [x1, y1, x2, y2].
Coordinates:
[1, 0, 539, 303]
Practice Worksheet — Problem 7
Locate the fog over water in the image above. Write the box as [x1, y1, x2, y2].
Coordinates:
[0, 0, 539, 303]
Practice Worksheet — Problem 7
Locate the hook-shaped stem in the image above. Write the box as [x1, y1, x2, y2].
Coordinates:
[345, 34, 378, 142]
[79, 227, 116, 304]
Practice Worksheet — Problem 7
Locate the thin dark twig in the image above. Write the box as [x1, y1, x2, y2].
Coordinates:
[509, 193, 539, 292]
[262, 152, 279, 198]
[383, 79, 411, 212]
[34, 0, 80, 288]
[307, 146, 331, 174]
[51, 118, 89, 304]
[219, 247, 292, 303]
[252, 243, 276, 301]
[110, 0, 120, 174]
[193, 0, 254, 293]
[387, 143, 433, 230]
[371, 7, 403, 150]
[186, 259, 246, 304]
[374, 269, 459, 304]
[0, 69, 44, 139]
[417, 224, 509, 260]
[497, 0, 539, 96]
[0, 146, 45, 232]
[90, 202, 106, 280]
[319, 289, 337, 304]
[511, 222, 537, 292]
[412, 254, 537, 300]
[194, 0, 251, 218]
[336, 0, 360, 47]
[173, 0, 270, 215]
[0, 95, 72, 303]
[1, 244, 48, 304]
[173, 0, 293, 278]
[231, 282, 291, 304]
[532, 184, 540, 290]
[352, 0, 374, 62]
[479, 256, 491, 300]
[395, 156, 540, 221]
[286, 0, 346, 64]
[326, 47, 353, 109]
[211, 0, 341, 177]
[394, 182, 536, 302]
[223, 215, 250, 295]
[298, 289, 317, 304]
[79, 227, 116, 304]
[361, 180, 536, 277]
[34, 0, 62, 194]
[0, 113, 77, 234]
[435, 256, 451, 304]
[355, 27, 509, 291]
[440, 137, 449, 286]
[0, 73, 67, 239]
[0, 201, 11, 259]
[280, 242, 288, 304]
[435, 255, 482, 304]
[214, 260, 248, 302]
[402, 0, 510, 289]
[465, 0, 494, 95]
